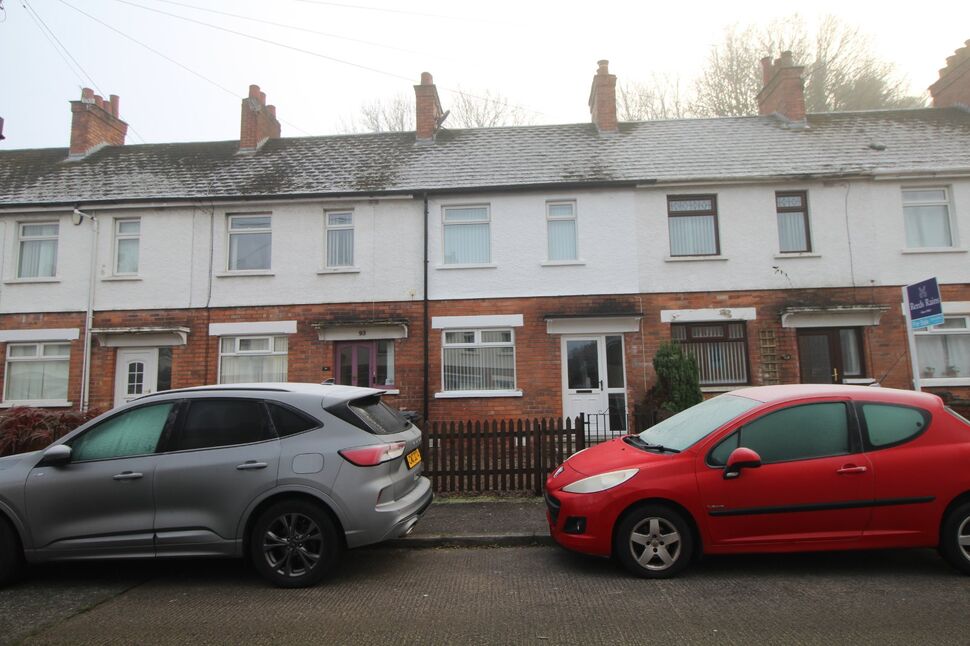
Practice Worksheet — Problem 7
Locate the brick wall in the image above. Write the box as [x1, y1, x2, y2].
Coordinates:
[2, 283, 968, 421]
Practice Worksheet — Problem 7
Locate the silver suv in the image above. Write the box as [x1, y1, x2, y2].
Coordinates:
[0, 383, 432, 587]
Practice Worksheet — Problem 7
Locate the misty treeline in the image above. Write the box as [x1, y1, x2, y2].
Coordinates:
[342, 14, 926, 132]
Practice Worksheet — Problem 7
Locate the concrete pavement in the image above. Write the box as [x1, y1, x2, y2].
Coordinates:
[387, 496, 551, 548]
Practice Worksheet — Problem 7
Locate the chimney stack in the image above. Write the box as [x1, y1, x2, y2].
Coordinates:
[414, 72, 444, 141]
[929, 40, 970, 109]
[239, 84, 281, 152]
[756, 51, 806, 122]
[588, 60, 618, 133]
[69, 87, 128, 158]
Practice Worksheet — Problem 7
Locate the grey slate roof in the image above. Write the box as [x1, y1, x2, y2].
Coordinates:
[2, 108, 969, 207]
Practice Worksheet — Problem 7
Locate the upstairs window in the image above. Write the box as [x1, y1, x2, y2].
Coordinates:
[443, 206, 490, 265]
[18, 222, 59, 279]
[672, 322, 749, 386]
[442, 329, 515, 392]
[546, 201, 578, 261]
[326, 211, 354, 267]
[776, 191, 811, 253]
[228, 214, 271, 271]
[218, 335, 288, 384]
[114, 218, 141, 275]
[667, 196, 719, 256]
[903, 188, 953, 248]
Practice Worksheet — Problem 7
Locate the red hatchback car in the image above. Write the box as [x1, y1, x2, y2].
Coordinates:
[545, 385, 970, 578]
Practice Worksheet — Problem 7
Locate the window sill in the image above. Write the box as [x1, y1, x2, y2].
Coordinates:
[773, 252, 821, 259]
[435, 389, 523, 399]
[700, 385, 746, 393]
[843, 378, 877, 385]
[540, 260, 585, 267]
[215, 271, 275, 278]
[317, 267, 361, 275]
[901, 247, 968, 255]
[4, 277, 59, 284]
[435, 263, 497, 270]
[378, 389, 400, 395]
[922, 377, 970, 387]
[0, 400, 72, 409]
[664, 255, 728, 263]
[101, 275, 142, 282]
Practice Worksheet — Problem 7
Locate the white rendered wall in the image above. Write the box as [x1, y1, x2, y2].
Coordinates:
[427, 190, 640, 300]
[635, 178, 970, 293]
[0, 198, 425, 314]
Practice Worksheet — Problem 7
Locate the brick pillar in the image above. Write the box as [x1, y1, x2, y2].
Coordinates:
[756, 51, 806, 122]
[414, 72, 444, 141]
[69, 87, 128, 158]
[929, 41, 970, 109]
[239, 84, 281, 152]
[588, 60, 618, 133]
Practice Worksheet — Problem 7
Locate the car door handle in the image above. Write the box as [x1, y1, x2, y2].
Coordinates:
[112, 471, 144, 481]
[836, 465, 868, 475]
[236, 461, 268, 471]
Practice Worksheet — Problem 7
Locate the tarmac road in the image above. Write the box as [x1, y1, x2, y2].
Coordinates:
[3, 545, 969, 645]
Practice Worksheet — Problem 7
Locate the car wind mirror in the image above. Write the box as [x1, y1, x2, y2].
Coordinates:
[724, 447, 761, 480]
[38, 444, 72, 467]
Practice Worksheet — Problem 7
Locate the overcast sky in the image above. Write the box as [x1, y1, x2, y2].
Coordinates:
[2, 0, 968, 149]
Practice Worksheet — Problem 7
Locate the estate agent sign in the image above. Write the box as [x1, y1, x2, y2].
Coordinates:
[903, 277, 945, 391]
[906, 277, 944, 330]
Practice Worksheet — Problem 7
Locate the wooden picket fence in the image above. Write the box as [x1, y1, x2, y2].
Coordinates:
[420, 416, 582, 495]
[420, 408, 658, 495]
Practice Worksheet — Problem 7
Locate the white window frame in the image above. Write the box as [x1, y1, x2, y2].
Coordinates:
[3, 341, 71, 406]
[113, 218, 141, 275]
[438, 328, 519, 397]
[442, 205, 491, 266]
[217, 335, 288, 384]
[546, 200, 578, 262]
[902, 187, 956, 249]
[325, 211, 355, 268]
[17, 221, 59, 279]
[915, 315, 970, 386]
[227, 213, 272, 272]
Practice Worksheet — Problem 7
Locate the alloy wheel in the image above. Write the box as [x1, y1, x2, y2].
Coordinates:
[628, 516, 682, 571]
[261, 512, 324, 578]
[958, 516, 970, 563]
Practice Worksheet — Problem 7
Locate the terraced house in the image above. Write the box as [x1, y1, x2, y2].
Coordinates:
[1, 42, 969, 430]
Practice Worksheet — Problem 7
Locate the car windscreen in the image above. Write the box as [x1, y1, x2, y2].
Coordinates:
[637, 394, 761, 451]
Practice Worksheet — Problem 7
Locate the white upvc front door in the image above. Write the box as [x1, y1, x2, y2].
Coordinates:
[114, 348, 159, 407]
[561, 335, 627, 438]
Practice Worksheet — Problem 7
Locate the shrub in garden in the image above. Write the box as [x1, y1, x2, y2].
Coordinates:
[641, 342, 702, 422]
[0, 408, 101, 457]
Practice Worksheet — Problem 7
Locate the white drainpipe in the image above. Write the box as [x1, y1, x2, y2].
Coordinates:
[73, 209, 98, 412]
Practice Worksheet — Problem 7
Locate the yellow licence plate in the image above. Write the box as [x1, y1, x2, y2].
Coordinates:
[406, 448, 422, 469]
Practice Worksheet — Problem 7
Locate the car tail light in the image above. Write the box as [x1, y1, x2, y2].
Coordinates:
[339, 441, 407, 467]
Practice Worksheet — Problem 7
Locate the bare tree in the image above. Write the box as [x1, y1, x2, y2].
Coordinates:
[341, 87, 535, 133]
[447, 88, 536, 129]
[338, 93, 414, 133]
[693, 15, 925, 117]
[617, 74, 691, 121]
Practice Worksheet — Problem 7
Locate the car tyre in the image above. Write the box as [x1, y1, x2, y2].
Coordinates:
[250, 500, 341, 588]
[940, 501, 970, 575]
[0, 518, 25, 587]
[613, 504, 693, 579]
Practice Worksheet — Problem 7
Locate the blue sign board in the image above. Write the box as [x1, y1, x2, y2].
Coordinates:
[906, 277, 944, 329]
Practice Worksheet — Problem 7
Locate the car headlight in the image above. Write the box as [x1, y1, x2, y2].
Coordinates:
[561, 468, 638, 494]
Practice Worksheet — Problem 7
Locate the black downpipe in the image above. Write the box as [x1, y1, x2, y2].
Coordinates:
[422, 193, 430, 424]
